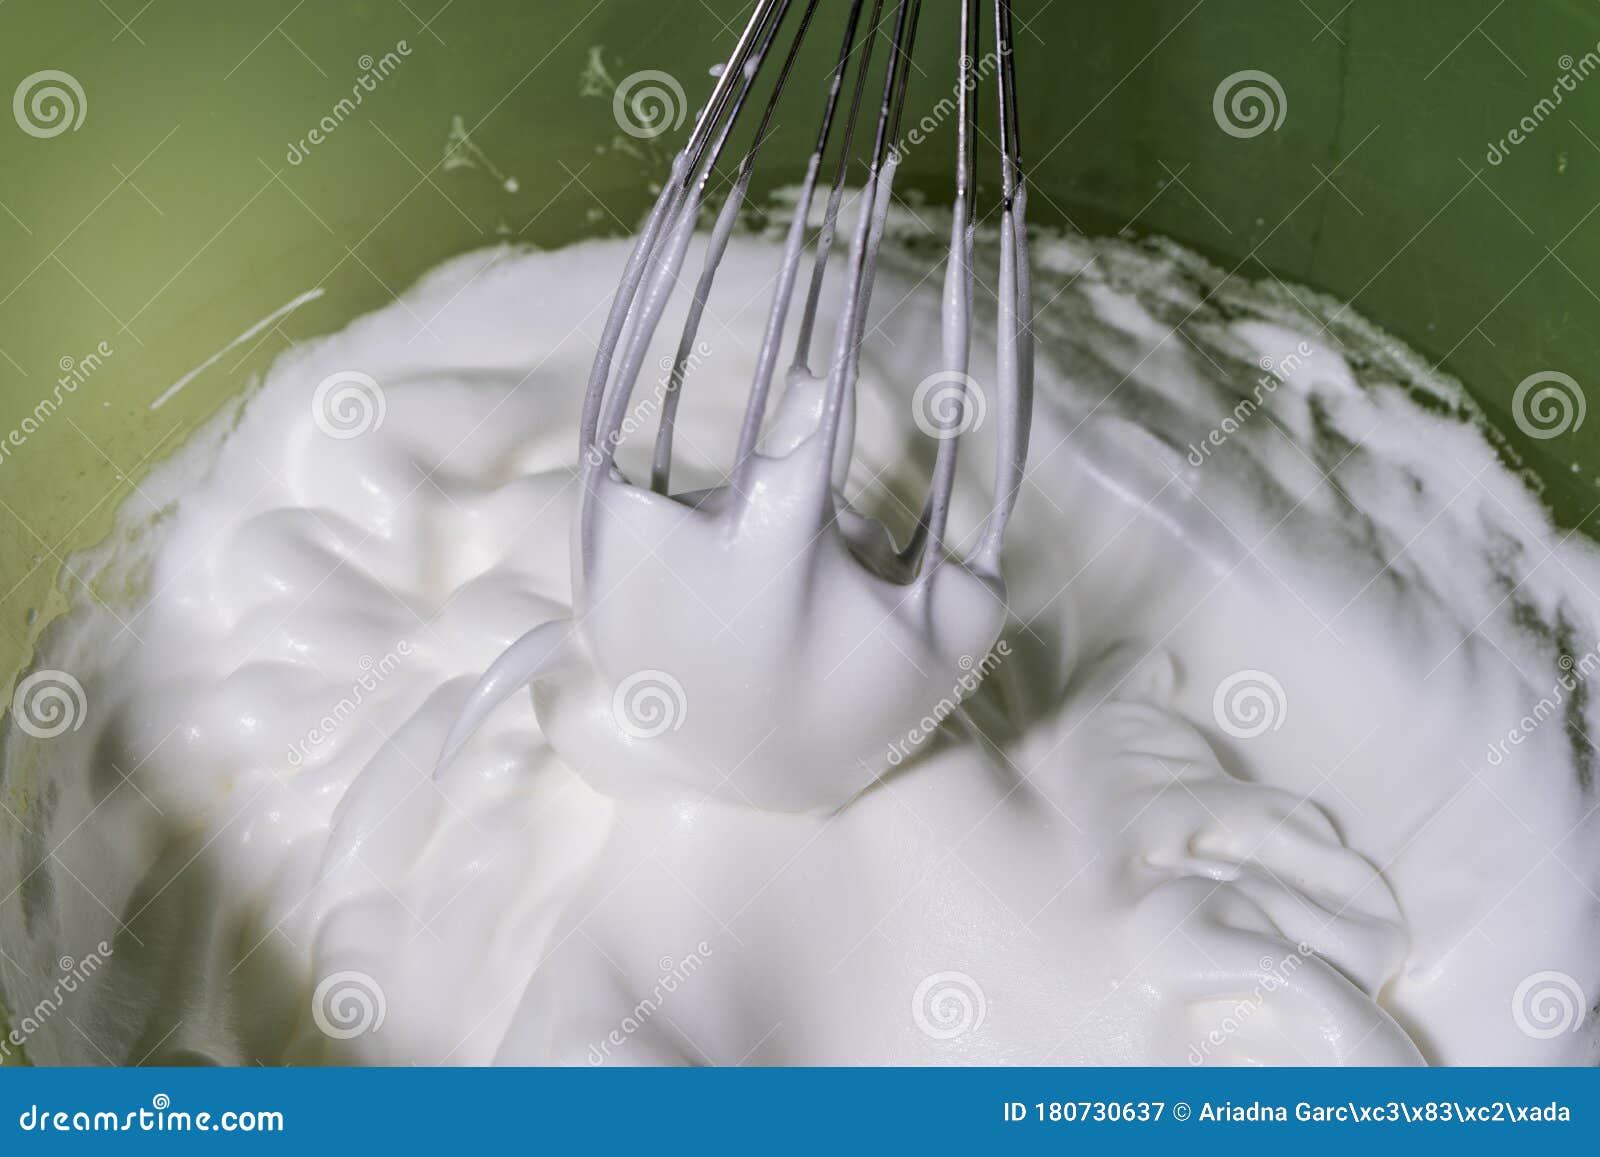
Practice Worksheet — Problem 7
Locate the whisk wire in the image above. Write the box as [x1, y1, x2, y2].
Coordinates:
[811, 0, 922, 515]
[907, 0, 979, 575]
[729, 0, 873, 493]
[976, 0, 1031, 572]
[651, 0, 825, 493]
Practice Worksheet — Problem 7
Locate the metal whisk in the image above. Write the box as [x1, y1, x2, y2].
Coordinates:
[436, 0, 1031, 802]
[579, 0, 1032, 584]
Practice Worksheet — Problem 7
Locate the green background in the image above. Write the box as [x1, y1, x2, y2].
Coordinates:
[3, 0, 1599, 1061]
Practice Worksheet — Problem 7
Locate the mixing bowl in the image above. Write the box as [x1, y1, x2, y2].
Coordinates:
[2, 0, 1597, 1059]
